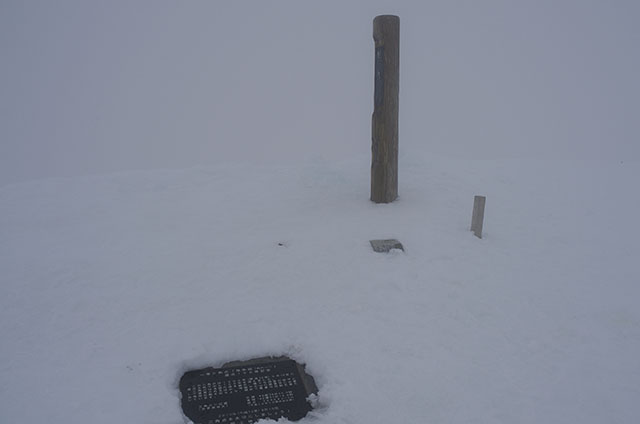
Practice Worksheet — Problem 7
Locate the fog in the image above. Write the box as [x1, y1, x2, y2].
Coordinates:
[1, 0, 638, 185]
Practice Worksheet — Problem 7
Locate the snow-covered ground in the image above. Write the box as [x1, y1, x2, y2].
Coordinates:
[1, 154, 639, 423]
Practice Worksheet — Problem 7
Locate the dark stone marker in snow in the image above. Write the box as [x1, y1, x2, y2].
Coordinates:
[370, 239, 404, 253]
[471, 195, 486, 239]
[371, 15, 400, 204]
[179, 356, 317, 424]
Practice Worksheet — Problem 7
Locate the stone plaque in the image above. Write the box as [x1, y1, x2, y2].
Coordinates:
[179, 357, 317, 424]
[370, 239, 404, 253]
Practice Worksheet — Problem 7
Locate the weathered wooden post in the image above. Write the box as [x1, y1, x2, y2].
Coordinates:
[371, 15, 400, 203]
[471, 195, 486, 238]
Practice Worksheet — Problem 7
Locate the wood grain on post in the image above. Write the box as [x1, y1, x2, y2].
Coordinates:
[471, 195, 486, 238]
[371, 15, 400, 203]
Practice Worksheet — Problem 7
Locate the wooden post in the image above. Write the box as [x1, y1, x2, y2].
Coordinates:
[471, 195, 486, 238]
[371, 15, 400, 203]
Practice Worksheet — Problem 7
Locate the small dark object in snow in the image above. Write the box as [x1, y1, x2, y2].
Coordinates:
[370, 239, 404, 253]
[470, 195, 486, 239]
[179, 356, 317, 424]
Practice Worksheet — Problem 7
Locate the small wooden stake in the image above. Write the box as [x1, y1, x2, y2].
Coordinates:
[471, 195, 486, 238]
[371, 15, 400, 203]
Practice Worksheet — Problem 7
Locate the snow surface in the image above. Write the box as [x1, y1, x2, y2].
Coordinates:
[1, 154, 639, 423]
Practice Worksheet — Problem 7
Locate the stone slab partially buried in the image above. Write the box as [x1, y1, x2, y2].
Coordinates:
[370, 239, 404, 253]
[179, 356, 317, 424]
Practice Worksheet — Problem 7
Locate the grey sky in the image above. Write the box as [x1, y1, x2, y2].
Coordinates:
[1, 0, 638, 185]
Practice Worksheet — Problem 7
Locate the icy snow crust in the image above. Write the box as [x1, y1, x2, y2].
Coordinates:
[1, 155, 639, 423]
